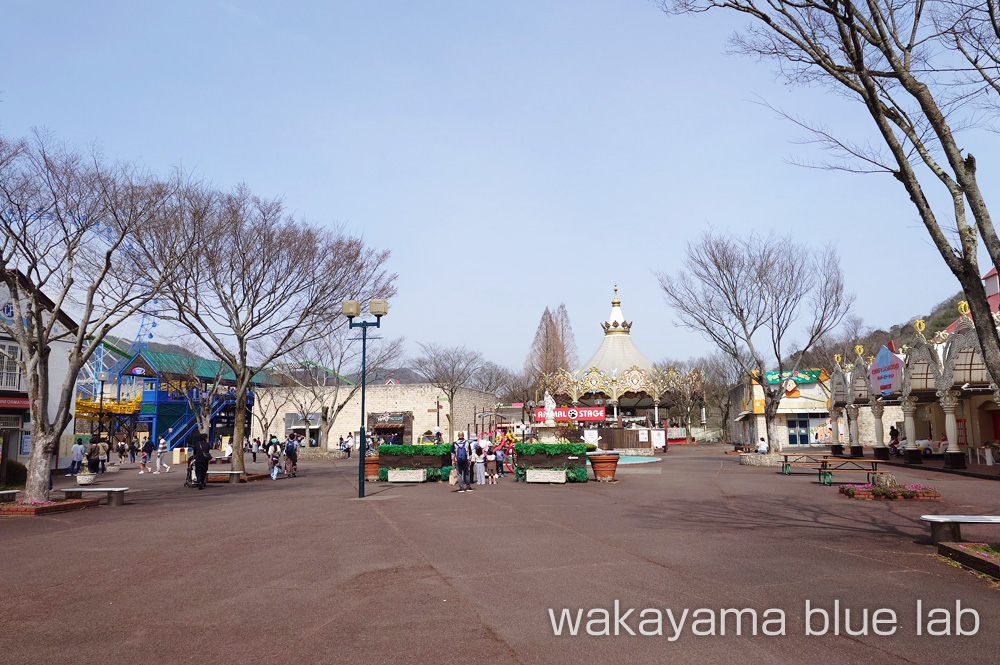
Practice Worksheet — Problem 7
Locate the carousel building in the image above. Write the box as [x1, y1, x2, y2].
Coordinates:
[548, 286, 673, 425]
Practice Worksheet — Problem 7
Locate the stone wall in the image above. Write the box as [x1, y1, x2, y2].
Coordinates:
[250, 383, 497, 450]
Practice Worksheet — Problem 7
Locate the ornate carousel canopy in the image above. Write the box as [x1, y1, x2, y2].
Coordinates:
[547, 286, 665, 404]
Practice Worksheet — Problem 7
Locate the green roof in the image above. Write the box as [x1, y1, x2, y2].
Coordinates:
[137, 351, 277, 384]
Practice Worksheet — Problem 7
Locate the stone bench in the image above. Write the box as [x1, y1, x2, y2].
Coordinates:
[58, 487, 129, 506]
[920, 515, 1000, 544]
[0, 489, 18, 502]
[206, 470, 243, 484]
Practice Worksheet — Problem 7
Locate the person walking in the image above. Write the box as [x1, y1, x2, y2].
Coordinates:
[344, 433, 354, 458]
[86, 439, 101, 474]
[251, 437, 260, 464]
[139, 448, 149, 474]
[129, 435, 139, 463]
[472, 441, 486, 486]
[67, 438, 86, 476]
[192, 433, 212, 490]
[452, 434, 472, 492]
[486, 447, 498, 485]
[117, 440, 127, 464]
[284, 435, 299, 477]
[97, 439, 109, 473]
[267, 436, 282, 480]
[142, 436, 155, 469]
[155, 435, 171, 474]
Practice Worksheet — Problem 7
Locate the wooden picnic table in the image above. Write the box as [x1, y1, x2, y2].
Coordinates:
[780, 453, 881, 484]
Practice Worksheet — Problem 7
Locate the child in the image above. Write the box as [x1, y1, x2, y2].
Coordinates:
[139, 450, 149, 474]
[486, 448, 497, 484]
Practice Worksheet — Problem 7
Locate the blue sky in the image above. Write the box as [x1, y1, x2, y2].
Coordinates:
[3, 1, 995, 369]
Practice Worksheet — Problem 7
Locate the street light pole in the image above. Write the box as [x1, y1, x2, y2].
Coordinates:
[96, 371, 110, 441]
[342, 298, 388, 499]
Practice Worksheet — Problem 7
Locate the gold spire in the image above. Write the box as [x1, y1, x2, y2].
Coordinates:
[612, 284, 620, 306]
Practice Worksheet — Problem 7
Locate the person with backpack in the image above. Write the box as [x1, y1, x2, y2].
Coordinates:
[485, 447, 498, 485]
[284, 435, 299, 477]
[452, 433, 473, 492]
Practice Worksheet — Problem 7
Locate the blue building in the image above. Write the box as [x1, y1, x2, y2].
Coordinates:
[114, 351, 262, 448]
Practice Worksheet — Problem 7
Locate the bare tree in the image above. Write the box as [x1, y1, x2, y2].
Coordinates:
[658, 230, 852, 452]
[252, 385, 294, 443]
[658, 0, 1000, 385]
[653, 361, 703, 443]
[158, 183, 396, 472]
[276, 328, 404, 450]
[412, 343, 483, 441]
[525, 307, 564, 380]
[470, 361, 511, 397]
[700, 351, 745, 433]
[0, 133, 184, 500]
[552, 304, 579, 370]
[177, 350, 229, 439]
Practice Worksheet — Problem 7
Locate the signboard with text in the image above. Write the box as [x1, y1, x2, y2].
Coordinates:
[534, 406, 606, 422]
[868, 345, 905, 396]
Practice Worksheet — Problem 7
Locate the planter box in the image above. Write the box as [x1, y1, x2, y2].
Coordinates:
[937, 543, 1000, 579]
[378, 453, 450, 470]
[0, 498, 100, 516]
[526, 469, 567, 484]
[76, 474, 97, 486]
[365, 456, 380, 481]
[388, 469, 426, 483]
[516, 453, 586, 470]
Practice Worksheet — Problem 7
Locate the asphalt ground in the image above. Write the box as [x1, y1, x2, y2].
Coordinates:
[1, 447, 998, 665]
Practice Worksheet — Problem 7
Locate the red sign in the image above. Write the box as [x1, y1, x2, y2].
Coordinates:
[0, 396, 29, 408]
[534, 406, 606, 422]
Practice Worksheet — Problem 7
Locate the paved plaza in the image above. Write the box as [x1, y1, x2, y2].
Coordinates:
[2, 447, 998, 664]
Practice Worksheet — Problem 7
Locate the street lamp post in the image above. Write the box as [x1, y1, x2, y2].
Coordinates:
[96, 371, 110, 442]
[342, 298, 388, 499]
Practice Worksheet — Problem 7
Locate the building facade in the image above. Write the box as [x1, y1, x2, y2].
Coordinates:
[250, 383, 498, 449]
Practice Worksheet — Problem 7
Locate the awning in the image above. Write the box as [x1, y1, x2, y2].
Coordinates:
[735, 411, 751, 421]
[372, 423, 404, 429]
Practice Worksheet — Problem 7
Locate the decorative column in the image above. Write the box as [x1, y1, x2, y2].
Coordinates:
[847, 404, 863, 457]
[829, 407, 842, 455]
[939, 389, 966, 469]
[900, 395, 922, 464]
[871, 400, 888, 460]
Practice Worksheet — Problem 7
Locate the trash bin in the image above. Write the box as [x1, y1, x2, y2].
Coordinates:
[172, 447, 191, 465]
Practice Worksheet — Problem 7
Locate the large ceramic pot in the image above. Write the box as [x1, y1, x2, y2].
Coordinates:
[588, 453, 620, 482]
[364, 455, 380, 482]
[76, 473, 97, 486]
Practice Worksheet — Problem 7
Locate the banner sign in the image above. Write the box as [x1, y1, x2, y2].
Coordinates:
[868, 345, 905, 396]
[0, 396, 29, 408]
[762, 369, 822, 385]
[534, 406, 605, 422]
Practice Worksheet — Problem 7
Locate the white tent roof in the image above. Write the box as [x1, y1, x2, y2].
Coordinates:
[578, 286, 653, 375]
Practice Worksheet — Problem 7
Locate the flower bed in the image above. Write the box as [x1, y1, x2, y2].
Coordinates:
[377, 444, 451, 475]
[0, 498, 100, 516]
[839, 483, 940, 500]
[513, 443, 588, 483]
[938, 542, 1000, 579]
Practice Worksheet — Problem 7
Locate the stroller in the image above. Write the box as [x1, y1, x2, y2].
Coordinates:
[183, 455, 199, 488]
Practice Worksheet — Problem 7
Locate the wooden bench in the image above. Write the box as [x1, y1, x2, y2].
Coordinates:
[58, 487, 129, 506]
[921, 515, 1000, 544]
[206, 470, 243, 484]
[818, 468, 886, 485]
[0, 489, 18, 502]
